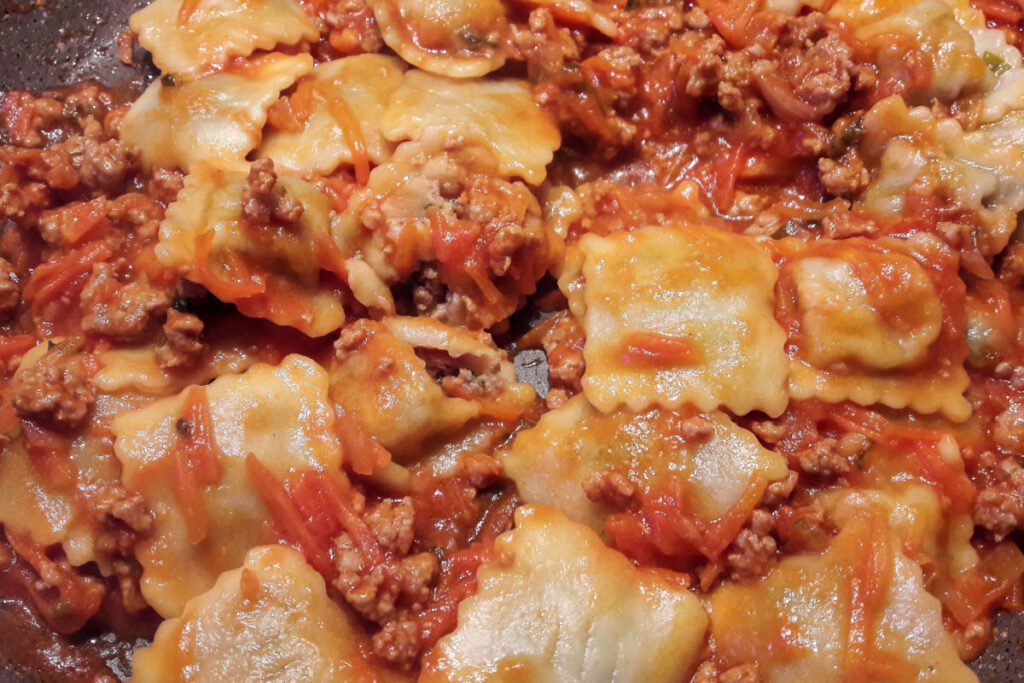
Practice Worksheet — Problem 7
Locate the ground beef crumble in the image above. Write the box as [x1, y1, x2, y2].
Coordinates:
[156, 309, 204, 369]
[80, 263, 171, 341]
[331, 497, 441, 664]
[90, 485, 154, 557]
[241, 158, 304, 226]
[973, 458, 1024, 541]
[818, 150, 869, 197]
[0, 256, 21, 317]
[10, 360, 95, 430]
[725, 509, 777, 581]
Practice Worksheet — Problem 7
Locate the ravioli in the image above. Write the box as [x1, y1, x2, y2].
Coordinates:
[327, 318, 480, 461]
[156, 159, 345, 337]
[121, 53, 312, 171]
[777, 234, 971, 421]
[710, 516, 976, 683]
[421, 505, 708, 683]
[327, 316, 535, 461]
[828, 0, 991, 104]
[258, 55, 407, 175]
[860, 96, 1024, 257]
[380, 70, 561, 185]
[130, 545, 379, 682]
[0, 339, 248, 574]
[502, 395, 786, 555]
[368, 0, 509, 78]
[112, 356, 342, 617]
[129, 0, 317, 79]
[520, 0, 618, 37]
[560, 223, 788, 417]
[0, 345, 145, 573]
[331, 137, 553, 327]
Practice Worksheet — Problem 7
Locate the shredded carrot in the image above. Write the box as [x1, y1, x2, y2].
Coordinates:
[173, 387, 222, 545]
[291, 469, 386, 565]
[41, 199, 109, 246]
[0, 333, 36, 361]
[24, 241, 112, 318]
[314, 233, 350, 278]
[707, 141, 747, 214]
[178, 0, 200, 22]
[266, 97, 305, 134]
[290, 79, 318, 125]
[334, 408, 391, 476]
[191, 230, 266, 300]
[430, 211, 505, 305]
[245, 454, 336, 576]
[606, 473, 761, 566]
[440, 381, 525, 423]
[181, 387, 222, 483]
[324, 93, 371, 185]
[5, 530, 104, 633]
[847, 516, 889, 665]
[328, 28, 360, 55]
[21, 419, 75, 487]
[470, 396, 524, 422]
[619, 331, 701, 367]
[845, 517, 916, 680]
[415, 541, 495, 648]
[174, 438, 210, 545]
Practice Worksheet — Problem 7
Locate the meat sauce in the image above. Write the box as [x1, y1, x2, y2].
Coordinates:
[3, 0, 1024, 679]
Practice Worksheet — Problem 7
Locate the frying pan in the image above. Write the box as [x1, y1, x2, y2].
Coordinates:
[0, 2, 1022, 680]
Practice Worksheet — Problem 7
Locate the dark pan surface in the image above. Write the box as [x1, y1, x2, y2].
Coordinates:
[0, 2, 1023, 681]
[0, 0, 154, 92]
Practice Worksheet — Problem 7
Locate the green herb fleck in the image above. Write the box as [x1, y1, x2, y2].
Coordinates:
[983, 51, 1010, 76]
[458, 30, 498, 49]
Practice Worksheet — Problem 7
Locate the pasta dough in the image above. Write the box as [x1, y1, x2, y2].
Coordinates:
[777, 234, 972, 421]
[380, 70, 560, 185]
[560, 223, 789, 417]
[129, 0, 317, 79]
[121, 53, 312, 171]
[258, 55, 407, 175]
[156, 159, 345, 337]
[711, 515, 976, 682]
[368, 0, 509, 78]
[421, 505, 708, 683]
[130, 545, 380, 682]
[502, 395, 787, 550]
[112, 356, 342, 617]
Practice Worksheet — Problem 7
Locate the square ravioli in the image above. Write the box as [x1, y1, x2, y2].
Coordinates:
[157, 159, 346, 337]
[559, 223, 789, 417]
[121, 53, 312, 171]
[421, 505, 708, 683]
[129, 0, 317, 79]
[380, 70, 560, 185]
[258, 55, 407, 176]
[502, 395, 787, 558]
[710, 515, 976, 683]
[130, 545, 383, 683]
[112, 355, 342, 617]
[328, 316, 536, 461]
[775, 233, 971, 421]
